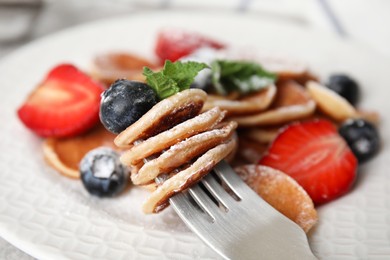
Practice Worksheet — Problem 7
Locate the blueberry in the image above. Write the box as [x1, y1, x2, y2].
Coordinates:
[339, 119, 380, 163]
[80, 147, 128, 197]
[100, 79, 158, 134]
[327, 74, 360, 106]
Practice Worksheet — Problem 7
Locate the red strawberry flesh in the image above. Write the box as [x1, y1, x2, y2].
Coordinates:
[155, 29, 225, 63]
[259, 119, 357, 204]
[17, 64, 105, 138]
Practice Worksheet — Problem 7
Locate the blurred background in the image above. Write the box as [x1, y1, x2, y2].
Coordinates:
[1, 0, 390, 58]
[0, 0, 389, 258]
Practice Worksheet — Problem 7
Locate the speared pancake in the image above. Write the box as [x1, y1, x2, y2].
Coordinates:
[115, 89, 208, 147]
[120, 107, 226, 166]
[116, 89, 237, 213]
[144, 138, 236, 213]
[131, 121, 237, 185]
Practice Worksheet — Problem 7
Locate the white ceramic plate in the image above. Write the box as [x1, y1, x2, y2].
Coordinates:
[1, 11, 389, 260]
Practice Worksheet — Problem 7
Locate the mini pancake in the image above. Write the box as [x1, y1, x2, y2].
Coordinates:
[242, 127, 280, 144]
[225, 132, 239, 163]
[43, 124, 118, 178]
[256, 54, 318, 85]
[356, 109, 380, 125]
[306, 80, 357, 122]
[91, 52, 158, 85]
[120, 107, 225, 166]
[231, 81, 316, 126]
[141, 183, 158, 192]
[143, 137, 236, 214]
[115, 89, 208, 147]
[206, 92, 240, 102]
[115, 87, 237, 214]
[139, 132, 238, 190]
[132, 121, 237, 185]
[276, 71, 318, 86]
[202, 84, 277, 115]
[234, 165, 318, 233]
[234, 136, 268, 165]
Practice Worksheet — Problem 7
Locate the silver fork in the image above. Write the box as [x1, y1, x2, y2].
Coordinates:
[169, 161, 317, 260]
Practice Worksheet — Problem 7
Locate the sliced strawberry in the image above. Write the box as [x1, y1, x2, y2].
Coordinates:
[155, 29, 225, 63]
[17, 64, 105, 138]
[259, 119, 357, 205]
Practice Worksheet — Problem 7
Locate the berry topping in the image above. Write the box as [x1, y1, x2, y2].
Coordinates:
[339, 119, 380, 163]
[259, 119, 358, 205]
[17, 64, 105, 138]
[100, 80, 158, 134]
[155, 29, 225, 63]
[80, 147, 128, 197]
[327, 74, 360, 105]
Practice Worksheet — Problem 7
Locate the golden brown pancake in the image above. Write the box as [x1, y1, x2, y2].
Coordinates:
[235, 165, 318, 233]
[91, 52, 158, 85]
[116, 89, 237, 213]
[230, 81, 316, 126]
[233, 136, 268, 165]
[132, 121, 237, 185]
[115, 89, 208, 148]
[203, 84, 276, 115]
[120, 107, 225, 166]
[242, 127, 280, 144]
[43, 124, 118, 178]
[144, 138, 236, 213]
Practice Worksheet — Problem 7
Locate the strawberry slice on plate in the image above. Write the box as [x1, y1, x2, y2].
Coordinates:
[17, 64, 105, 138]
[155, 29, 225, 63]
[259, 119, 357, 205]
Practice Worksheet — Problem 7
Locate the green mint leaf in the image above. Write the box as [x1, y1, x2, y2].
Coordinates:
[143, 60, 209, 100]
[210, 60, 226, 95]
[211, 60, 277, 95]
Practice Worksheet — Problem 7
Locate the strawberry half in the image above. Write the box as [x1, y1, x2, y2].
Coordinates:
[259, 119, 357, 205]
[17, 64, 105, 138]
[155, 29, 225, 63]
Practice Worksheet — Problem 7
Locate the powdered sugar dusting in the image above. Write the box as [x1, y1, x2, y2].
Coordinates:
[235, 164, 318, 232]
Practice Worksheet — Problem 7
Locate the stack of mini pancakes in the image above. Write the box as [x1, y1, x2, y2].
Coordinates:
[114, 89, 237, 214]
[44, 52, 378, 218]
[205, 76, 379, 165]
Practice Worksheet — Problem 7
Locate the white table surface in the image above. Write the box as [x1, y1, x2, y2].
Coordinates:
[1, 0, 389, 259]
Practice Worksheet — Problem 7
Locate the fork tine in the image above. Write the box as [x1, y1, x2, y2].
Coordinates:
[213, 161, 281, 215]
[170, 192, 212, 226]
[188, 185, 222, 221]
[201, 173, 236, 210]
[170, 162, 317, 260]
[213, 161, 251, 199]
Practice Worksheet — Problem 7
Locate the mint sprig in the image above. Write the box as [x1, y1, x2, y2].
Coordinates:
[211, 60, 277, 95]
[143, 60, 209, 100]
